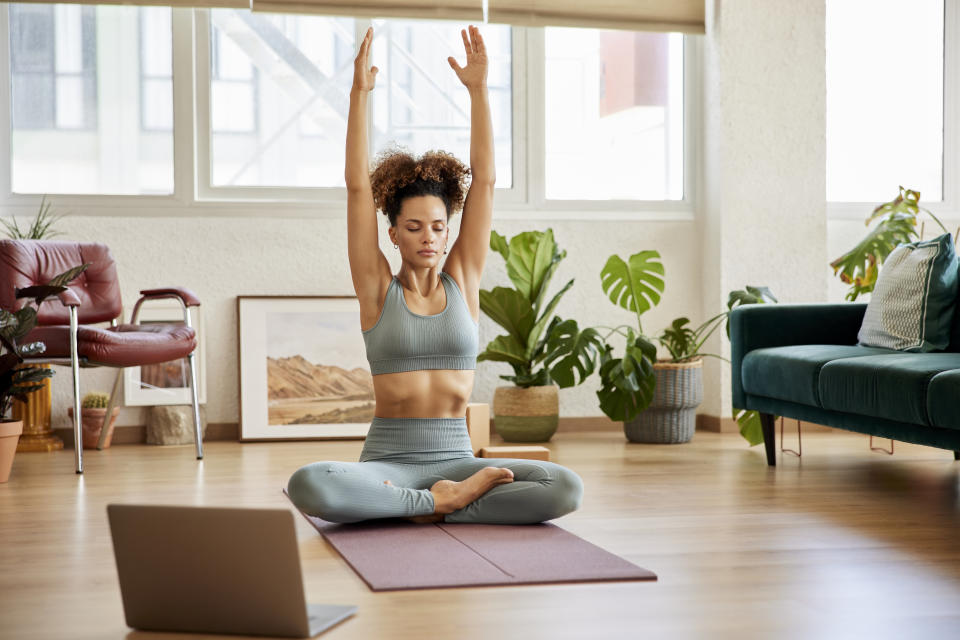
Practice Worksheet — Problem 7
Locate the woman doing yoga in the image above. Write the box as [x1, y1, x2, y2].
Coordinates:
[287, 25, 583, 524]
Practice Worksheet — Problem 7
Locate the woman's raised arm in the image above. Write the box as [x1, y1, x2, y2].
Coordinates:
[346, 27, 391, 308]
[444, 26, 495, 296]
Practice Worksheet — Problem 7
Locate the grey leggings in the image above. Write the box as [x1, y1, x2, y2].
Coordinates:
[287, 416, 583, 524]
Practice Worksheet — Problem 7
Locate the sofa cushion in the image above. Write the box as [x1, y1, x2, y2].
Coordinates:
[857, 233, 959, 352]
[926, 370, 960, 431]
[819, 353, 960, 426]
[741, 345, 894, 407]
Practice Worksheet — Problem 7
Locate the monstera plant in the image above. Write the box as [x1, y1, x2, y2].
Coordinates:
[480, 228, 603, 442]
[830, 186, 948, 301]
[593, 251, 664, 430]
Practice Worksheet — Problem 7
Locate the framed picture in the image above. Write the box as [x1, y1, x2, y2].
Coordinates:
[237, 296, 374, 441]
[123, 302, 207, 406]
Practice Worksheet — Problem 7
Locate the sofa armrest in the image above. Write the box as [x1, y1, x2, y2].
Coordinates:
[730, 303, 867, 409]
[139, 287, 200, 307]
[57, 289, 81, 307]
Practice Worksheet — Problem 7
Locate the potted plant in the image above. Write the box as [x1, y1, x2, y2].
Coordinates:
[67, 392, 120, 449]
[593, 249, 776, 444]
[830, 186, 948, 300]
[0, 263, 88, 481]
[3, 196, 69, 453]
[480, 229, 603, 442]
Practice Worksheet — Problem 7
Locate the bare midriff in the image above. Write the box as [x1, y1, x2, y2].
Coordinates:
[372, 369, 475, 418]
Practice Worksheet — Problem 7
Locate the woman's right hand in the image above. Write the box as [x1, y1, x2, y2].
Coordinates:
[352, 27, 379, 92]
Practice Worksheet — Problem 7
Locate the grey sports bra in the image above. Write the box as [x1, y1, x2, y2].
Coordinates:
[362, 272, 479, 375]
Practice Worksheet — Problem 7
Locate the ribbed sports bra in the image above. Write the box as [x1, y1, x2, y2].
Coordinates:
[362, 272, 479, 375]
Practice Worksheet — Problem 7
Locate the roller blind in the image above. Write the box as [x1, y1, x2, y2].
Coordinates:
[248, 0, 705, 33]
[7, 0, 249, 7]
[488, 0, 705, 33]
[6, 0, 705, 32]
[249, 0, 482, 21]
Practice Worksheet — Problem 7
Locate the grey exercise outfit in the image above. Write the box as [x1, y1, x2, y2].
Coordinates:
[287, 272, 584, 524]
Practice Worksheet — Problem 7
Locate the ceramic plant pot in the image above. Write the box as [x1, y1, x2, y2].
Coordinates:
[492, 384, 559, 442]
[68, 407, 121, 449]
[0, 420, 24, 483]
[624, 357, 703, 444]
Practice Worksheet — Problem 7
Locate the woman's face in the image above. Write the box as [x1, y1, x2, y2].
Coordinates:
[390, 195, 449, 266]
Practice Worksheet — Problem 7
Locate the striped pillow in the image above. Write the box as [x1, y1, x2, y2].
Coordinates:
[858, 233, 959, 352]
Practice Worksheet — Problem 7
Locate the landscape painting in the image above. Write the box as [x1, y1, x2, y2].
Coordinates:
[238, 296, 373, 440]
[266, 311, 375, 426]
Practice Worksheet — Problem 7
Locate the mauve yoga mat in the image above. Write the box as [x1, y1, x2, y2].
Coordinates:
[284, 491, 656, 591]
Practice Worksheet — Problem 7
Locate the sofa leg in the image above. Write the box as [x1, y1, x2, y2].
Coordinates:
[760, 412, 776, 467]
[954, 451, 960, 461]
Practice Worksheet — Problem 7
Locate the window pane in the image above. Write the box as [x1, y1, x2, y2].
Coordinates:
[142, 79, 172, 130]
[545, 28, 684, 201]
[8, 3, 174, 195]
[209, 9, 355, 188]
[370, 19, 512, 188]
[826, 0, 943, 202]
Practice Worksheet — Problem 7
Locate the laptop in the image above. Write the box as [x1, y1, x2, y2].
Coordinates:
[107, 504, 357, 638]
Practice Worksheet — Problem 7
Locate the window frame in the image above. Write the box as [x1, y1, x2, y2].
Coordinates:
[0, 6, 700, 220]
[827, 0, 959, 222]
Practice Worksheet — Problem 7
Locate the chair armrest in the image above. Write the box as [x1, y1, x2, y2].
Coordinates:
[730, 303, 867, 409]
[58, 289, 81, 307]
[139, 287, 200, 307]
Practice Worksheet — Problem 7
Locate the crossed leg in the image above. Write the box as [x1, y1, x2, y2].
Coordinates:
[287, 457, 583, 525]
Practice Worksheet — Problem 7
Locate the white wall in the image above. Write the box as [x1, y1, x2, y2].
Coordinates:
[699, 0, 827, 420]
[40, 212, 702, 430]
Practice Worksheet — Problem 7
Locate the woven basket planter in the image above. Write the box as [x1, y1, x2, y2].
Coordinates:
[493, 384, 559, 442]
[624, 357, 703, 444]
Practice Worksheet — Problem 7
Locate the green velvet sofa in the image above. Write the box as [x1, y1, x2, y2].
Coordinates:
[730, 303, 960, 466]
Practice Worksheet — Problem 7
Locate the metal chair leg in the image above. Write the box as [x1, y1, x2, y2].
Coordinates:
[97, 369, 123, 450]
[187, 352, 203, 460]
[183, 307, 203, 460]
[69, 308, 83, 474]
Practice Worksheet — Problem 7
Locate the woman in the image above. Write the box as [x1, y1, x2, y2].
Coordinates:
[287, 25, 583, 524]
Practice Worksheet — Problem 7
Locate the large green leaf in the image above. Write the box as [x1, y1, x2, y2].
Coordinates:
[505, 230, 563, 303]
[489, 230, 509, 262]
[544, 319, 603, 389]
[525, 278, 574, 361]
[600, 251, 665, 324]
[734, 407, 765, 447]
[829, 212, 916, 301]
[479, 287, 535, 344]
[46, 263, 90, 289]
[595, 332, 657, 422]
[724, 285, 777, 337]
[13, 365, 53, 384]
[477, 334, 528, 367]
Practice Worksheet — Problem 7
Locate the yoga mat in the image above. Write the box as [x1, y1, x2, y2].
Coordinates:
[284, 491, 657, 591]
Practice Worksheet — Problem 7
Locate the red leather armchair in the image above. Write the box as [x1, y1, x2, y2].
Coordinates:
[0, 240, 203, 473]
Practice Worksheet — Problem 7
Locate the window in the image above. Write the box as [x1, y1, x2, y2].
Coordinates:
[204, 12, 512, 191]
[5, 6, 695, 210]
[8, 3, 174, 195]
[370, 19, 512, 188]
[207, 10, 354, 188]
[10, 4, 96, 131]
[544, 28, 684, 201]
[140, 7, 173, 132]
[826, 0, 944, 202]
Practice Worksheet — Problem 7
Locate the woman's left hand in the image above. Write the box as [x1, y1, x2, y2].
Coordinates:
[448, 25, 488, 89]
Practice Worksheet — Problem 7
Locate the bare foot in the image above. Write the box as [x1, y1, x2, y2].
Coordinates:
[429, 467, 514, 515]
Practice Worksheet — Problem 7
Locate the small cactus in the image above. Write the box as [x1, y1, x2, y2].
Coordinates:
[82, 391, 109, 409]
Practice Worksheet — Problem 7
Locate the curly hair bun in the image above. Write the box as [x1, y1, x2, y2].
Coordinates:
[370, 148, 471, 222]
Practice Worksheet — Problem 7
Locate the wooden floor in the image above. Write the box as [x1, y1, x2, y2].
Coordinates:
[3, 429, 960, 639]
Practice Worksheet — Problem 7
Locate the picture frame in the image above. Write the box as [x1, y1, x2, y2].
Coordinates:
[237, 296, 374, 441]
[123, 302, 207, 406]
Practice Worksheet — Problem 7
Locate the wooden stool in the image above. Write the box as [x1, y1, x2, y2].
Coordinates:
[465, 403, 490, 455]
[479, 445, 550, 461]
